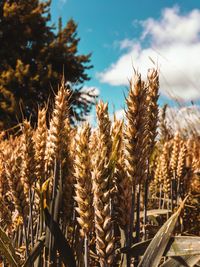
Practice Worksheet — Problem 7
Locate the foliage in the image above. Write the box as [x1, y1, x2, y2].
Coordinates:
[0, 0, 94, 129]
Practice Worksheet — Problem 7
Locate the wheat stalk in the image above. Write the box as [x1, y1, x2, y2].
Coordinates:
[44, 80, 71, 264]
[35, 108, 47, 184]
[92, 101, 115, 267]
[74, 123, 93, 237]
[5, 141, 28, 218]
[177, 141, 187, 179]
[61, 125, 75, 227]
[45, 81, 70, 178]
[169, 132, 180, 175]
[161, 142, 171, 196]
[124, 71, 149, 255]
[73, 123, 93, 266]
[146, 69, 159, 155]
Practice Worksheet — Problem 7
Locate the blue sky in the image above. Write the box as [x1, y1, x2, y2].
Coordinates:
[50, 0, 200, 122]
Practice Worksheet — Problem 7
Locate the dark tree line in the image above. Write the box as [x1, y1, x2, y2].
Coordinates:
[0, 0, 96, 129]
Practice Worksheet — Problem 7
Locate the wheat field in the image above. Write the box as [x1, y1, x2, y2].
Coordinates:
[0, 69, 199, 267]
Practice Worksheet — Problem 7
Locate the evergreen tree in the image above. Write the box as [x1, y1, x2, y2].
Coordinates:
[0, 0, 95, 129]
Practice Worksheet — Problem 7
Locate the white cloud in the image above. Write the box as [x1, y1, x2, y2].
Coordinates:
[79, 86, 99, 103]
[142, 6, 200, 45]
[119, 39, 135, 50]
[97, 7, 200, 101]
[114, 109, 125, 120]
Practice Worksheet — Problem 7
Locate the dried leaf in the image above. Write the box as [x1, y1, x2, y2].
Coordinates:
[122, 236, 200, 258]
[160, 255, 200, 267]
[23, 235, 45, 267]
[138, 196, 188, 267]
[0, 226, 20, 267]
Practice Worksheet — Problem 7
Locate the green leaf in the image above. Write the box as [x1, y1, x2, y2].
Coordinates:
[138, 196, 188, 267]
[0, 226, 20, 267]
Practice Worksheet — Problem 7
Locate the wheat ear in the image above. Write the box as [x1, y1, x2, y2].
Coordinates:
[124, 71, 148, 252]
[5, 142, 28, 218]
[35, 108, 47, 184]
[45, 81, 70, 178]
[74, 123, 92, 237]
[92, 101, 114, 267]
[73, 123, 93, 267]
[61, 125, 75, 226]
